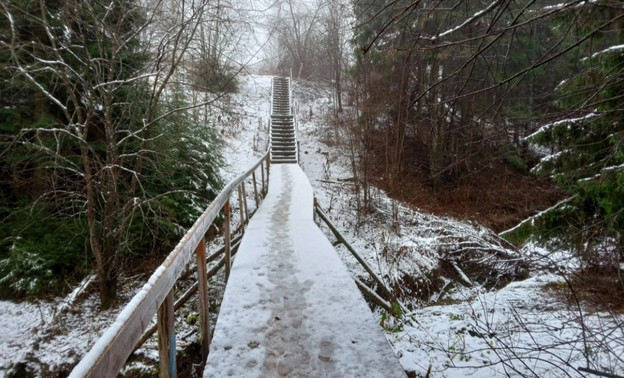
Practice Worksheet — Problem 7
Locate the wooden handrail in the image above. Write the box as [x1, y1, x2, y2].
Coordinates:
[314, 206, 398, 311]
[70, 152, 270, 378]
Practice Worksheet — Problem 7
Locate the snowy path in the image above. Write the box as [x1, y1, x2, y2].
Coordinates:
[203, 164, 405, 377]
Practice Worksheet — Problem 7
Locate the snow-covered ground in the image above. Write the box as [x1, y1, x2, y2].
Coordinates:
[1, 74, 622, 377]
[289, 78, 624, 378]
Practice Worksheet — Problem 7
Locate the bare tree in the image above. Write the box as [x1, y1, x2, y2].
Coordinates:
[1, 0, 219, 307]
[319, 0, 351, 112]
[270, 0, 324, 79]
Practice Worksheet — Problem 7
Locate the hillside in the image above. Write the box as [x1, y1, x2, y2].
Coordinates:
[1, 75, 622, 377]
[292, 78, 624, 378]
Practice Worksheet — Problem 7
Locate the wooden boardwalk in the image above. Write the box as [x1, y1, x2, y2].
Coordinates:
[203, 164, 405, 377]
[69, 77, 404, 378]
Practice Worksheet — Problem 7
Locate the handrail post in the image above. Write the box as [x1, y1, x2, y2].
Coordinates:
[237, 185, 245, 226]
[195, 238, 210, 361]
[241, 182, 249, 224]
[224, 200, 231, 281]
[260, 160, 266, 197]
[266, 156, 271, 196]
[252, 171, 259, 207]
[157, 289, 176, 378]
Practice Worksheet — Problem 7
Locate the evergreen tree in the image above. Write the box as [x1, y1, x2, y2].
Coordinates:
[0, 0, 223, 306]
[528, 1, 624, 267]
[349, 0, 557, 188]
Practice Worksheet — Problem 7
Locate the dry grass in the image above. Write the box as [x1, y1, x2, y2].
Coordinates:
[544, 267, 624, 312]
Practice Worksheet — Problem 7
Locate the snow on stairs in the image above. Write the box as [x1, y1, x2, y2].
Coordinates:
[203, 164, 406, 377]
[270, 77, 298, 164]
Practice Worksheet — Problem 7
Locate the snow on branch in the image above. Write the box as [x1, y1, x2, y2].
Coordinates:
[92, 73, 157, 90]
[500, 197, 574, 237]
[32, 56, 83, 79]
[578, 163, 624, 183]
[525, 112, 599, 140]
[14, 66, 68, 112]
[584, 44, 624, 61]
[542, 0, 600, 12]
[432, 0, 503, 41]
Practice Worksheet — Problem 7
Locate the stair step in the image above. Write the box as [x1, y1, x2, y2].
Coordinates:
[271, 161, 298, 165]
[272, 148, 296, 152]
[271, 151, 297, 159]
[270, 77, 296, 165]
[271, 143, 296, 148]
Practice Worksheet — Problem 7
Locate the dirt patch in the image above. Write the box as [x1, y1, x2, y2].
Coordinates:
[367, 142, 563, 233]
[544, 267, 624, 312]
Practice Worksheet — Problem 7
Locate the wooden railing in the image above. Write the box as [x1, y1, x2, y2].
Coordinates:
[290, 74, 300, 164]
[69, 152, 271, 378]
[314, 203, 400, 314]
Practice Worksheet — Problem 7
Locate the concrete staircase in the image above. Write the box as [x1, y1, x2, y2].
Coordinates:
[270, 77, 298, 164]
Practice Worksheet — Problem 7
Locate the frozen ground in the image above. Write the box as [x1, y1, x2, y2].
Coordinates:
[1, 74, 622, 377]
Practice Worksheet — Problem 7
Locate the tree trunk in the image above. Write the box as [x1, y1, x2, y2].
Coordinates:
[335, 67, 342, 113]
[98, 256, 119, 309]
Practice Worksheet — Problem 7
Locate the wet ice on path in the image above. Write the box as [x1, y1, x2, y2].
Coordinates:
[203, 164, 405, 377]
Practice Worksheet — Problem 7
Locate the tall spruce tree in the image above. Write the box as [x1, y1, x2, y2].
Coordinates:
[528, 1, 624, 267]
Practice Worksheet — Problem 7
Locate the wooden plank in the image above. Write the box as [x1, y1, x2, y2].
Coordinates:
[354, 277, 392, 312]
[237, 186, 245, 227]
[204, 164, 405, 377]
[252, 171, 259, 207]
[224, 200, 231, 282]
[133, 239, 244, 352]
[69, 222, 204, 378]
[241, 182, 249, 224]
[157, 289, 176, 378]
[195, 238, 210, 361]
[205, 234, 242, 265]
[260, 160, 265, 197]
